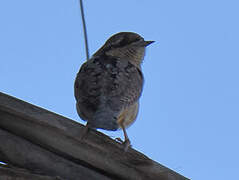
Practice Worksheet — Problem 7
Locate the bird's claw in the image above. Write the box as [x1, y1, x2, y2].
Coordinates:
[115, 137, 124, 143]
[115, 137, 131, 151]
[122, 139, 131, 152]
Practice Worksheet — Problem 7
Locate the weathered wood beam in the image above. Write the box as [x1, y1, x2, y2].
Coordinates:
[0, 92, 189, 180]
[0, 128, 111, 180]
[0, 166, 62, 180]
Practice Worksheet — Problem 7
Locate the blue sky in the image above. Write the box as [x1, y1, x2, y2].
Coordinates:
[1, 1, 239, 179]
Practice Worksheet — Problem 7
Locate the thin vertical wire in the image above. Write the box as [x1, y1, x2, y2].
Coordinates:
[79, 0, 89, 60]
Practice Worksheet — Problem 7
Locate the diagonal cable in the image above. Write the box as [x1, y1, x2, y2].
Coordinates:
[79, 0, 89, 60]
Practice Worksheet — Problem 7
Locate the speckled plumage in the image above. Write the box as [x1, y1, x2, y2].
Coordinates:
[74, 32, 154, 149]
[75, 55, 143, 130]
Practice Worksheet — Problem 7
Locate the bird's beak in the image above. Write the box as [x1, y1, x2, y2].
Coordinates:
[135, 40, 155, 47]
[144, 40, 155, 46]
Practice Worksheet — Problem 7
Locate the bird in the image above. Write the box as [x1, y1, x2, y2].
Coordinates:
[74, 32, 154, 151]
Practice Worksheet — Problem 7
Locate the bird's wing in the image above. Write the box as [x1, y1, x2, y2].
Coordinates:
[74, 57, 143, 119]
[74, 58, 103, 120]
[103, 57, 144, 110]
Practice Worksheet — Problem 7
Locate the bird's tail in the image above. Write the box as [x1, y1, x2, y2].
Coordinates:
[91, 105, 119, 131]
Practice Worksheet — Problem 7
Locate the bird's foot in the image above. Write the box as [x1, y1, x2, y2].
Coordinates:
[115, 137, 124, 143]
[115, 137, 131, 151]
[79, 125, 90, 141]
[122, 139, 131, 152]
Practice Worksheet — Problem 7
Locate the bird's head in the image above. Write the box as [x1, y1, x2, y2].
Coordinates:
[93, 32, 154, 67]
